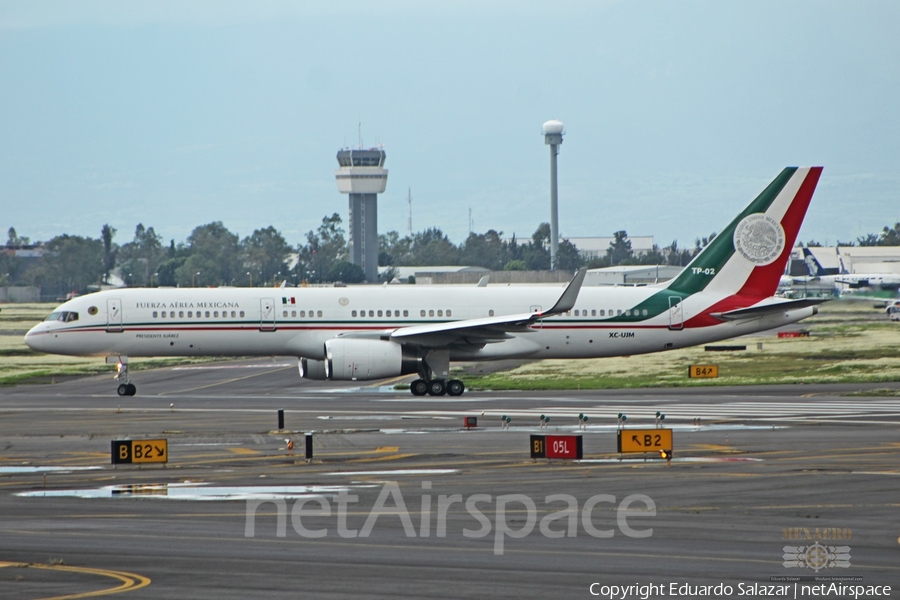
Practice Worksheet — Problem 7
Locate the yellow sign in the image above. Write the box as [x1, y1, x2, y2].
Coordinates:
[111, 439, 168, 464]
[617, 429, 673, 453]
[689, 365, 719, 378]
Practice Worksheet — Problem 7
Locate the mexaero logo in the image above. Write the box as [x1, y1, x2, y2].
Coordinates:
[733, 213, 785, 266]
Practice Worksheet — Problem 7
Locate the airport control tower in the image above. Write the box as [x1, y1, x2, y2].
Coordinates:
[335, 148, 388, 282]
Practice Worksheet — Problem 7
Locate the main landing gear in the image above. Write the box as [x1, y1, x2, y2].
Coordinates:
[409, 377, 465, 397]
[409, 350, 465, 397]
[113, 357, 136, 396]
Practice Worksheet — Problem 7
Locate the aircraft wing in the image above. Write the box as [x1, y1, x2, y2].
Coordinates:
[388, 269, 587, 348]
[710, 298, 829, 321]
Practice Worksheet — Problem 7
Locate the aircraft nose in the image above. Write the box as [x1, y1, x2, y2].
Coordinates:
[24, 324, 51, 352]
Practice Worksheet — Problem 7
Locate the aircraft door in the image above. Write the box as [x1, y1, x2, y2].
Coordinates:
[259, 298, 276, 331]
[668, 297, 684, 331]
[106, 298, 123, 333]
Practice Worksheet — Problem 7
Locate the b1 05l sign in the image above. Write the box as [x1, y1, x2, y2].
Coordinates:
[530, 434, 583, 460]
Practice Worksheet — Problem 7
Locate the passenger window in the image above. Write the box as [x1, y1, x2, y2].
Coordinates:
[617, 310, 622, 316]
[170, 311, 175, 318]
[240, 311, 245, 318]
[574, 310, 580, 317]
[625, 310, 631, 316]
[386, 310, 392, 317]
[642, 309, 648, 316]
[232, 311, 236, 318]
[403, 310, 408, 317]
[489, 310, 494, 317]
[205, 311, 210, 318]
[369, 310, 374, 317]
[377, 310, 383, 317]
[317, 310, 322, 317]
[446, 309, 451, 317]
[153, 311, 158, 318]
[283, 311, 288, 317]
[352, 310, 357, 317]
[591, 309, 596, 316]
[428, 310, 434, 317]
[300, 310, 306, 318]
[437, 310, 443, 317]
[187, 311, 192, 318]
[214, 311, 219, 318]
[179, 311, 184, 318]
[420, 310, 426, 317]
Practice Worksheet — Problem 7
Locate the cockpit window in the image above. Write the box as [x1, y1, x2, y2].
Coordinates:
[44, 311, 78, 322]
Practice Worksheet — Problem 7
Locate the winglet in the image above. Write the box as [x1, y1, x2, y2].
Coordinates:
[540, 269, 587, 317]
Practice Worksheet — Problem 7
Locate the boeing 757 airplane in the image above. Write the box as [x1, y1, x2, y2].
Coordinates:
[26, 167, 824, 397]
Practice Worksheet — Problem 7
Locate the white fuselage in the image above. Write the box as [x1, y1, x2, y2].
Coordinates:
[25, 285, 816, 362]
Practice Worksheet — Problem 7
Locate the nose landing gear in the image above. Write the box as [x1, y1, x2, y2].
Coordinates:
[112, 357, 136, 396]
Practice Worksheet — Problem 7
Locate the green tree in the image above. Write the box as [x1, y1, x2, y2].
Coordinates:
[298, 214, 348, 283]
[606, 230, 633, 266]
[29, 234, 104, 294]
[503, 259, 527, 271]
[459, 229, 510, 270]
[100, 224, 117, 283]
[241, 226, 292, 286]
[6, 227, 30, 246]
[663, 240, 692, 266]
[176, 222, 240, 286]
[520, 223, 551, 270]
[556, 238, 585, 270]
[327, 261, 365, 283]
[117, 224, 165, 287]
[405, 227, 458, 266]
[878, 223, 900, 246]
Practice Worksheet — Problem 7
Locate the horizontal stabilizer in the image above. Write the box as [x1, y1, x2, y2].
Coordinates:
[390, 269, 587, 348]
[711, 298, 828, 321]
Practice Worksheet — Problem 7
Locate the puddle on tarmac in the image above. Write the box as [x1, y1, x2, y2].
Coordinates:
[0, 466, 103, 474]
[322, 469, 459, 476]
[577, 457, 763, 464]
[16, 482, 377, 501]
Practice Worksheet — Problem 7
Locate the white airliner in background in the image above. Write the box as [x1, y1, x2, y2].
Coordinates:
[26, 167, 824, 397]
[801, 247, 900, 291]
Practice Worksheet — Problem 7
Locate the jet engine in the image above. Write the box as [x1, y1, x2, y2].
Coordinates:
[324, 338, 419, 381]
[298, 357, 328, 380]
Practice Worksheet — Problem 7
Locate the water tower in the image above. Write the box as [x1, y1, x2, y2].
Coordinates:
[542, 119, 564, 269]
[335, 148, 388, 282]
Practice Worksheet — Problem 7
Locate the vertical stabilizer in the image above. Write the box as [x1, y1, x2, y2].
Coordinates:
[664, 167, 822, 299]
[802, 246, 827, 277]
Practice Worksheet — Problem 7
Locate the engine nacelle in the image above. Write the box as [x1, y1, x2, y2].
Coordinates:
[298, 357, 328, 380]
[324, 338, 418, 381]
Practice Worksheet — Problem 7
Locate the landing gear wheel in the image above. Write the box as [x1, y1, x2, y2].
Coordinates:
[117, 384, 129, 397]
[447, 379, 465, 396]
[410, 379, 428, 396]
[427, 379, 447, 396]
[126, 383, 136, 396]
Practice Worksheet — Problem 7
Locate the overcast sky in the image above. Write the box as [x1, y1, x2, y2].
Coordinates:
[2, 1, 898, 251]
